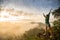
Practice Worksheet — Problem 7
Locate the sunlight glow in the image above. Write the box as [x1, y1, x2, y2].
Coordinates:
[0, 10, 30, 22]
[0, 8, 45, 23]
[0, 11, 10, 18]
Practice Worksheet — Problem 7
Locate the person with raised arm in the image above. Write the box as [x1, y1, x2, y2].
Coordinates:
[43, 9, 53, 39]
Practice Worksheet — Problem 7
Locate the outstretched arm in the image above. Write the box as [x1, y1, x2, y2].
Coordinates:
[49, 9, 52, 14]
[43, 13, 46, 17]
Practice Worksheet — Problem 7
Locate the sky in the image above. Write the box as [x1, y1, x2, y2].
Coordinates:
[0, 0, 58, 23]
[0, 0, 60, 14]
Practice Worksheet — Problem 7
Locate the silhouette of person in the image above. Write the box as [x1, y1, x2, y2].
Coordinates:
[43, 9, 52, 28]
[43, 9, 53, 38]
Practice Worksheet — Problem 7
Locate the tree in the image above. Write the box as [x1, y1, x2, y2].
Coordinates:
[52, 7, 60, 18]
[52, 7, 60, 40]
[53, 19, 60, 40]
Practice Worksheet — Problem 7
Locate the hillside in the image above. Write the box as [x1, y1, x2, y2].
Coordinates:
[0, 21, 45, 40]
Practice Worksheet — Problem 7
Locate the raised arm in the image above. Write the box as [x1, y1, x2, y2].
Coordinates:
[49, 9, 52, 14]
[43, 13, 46, 17]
